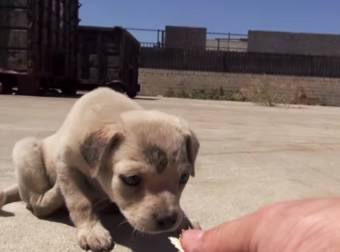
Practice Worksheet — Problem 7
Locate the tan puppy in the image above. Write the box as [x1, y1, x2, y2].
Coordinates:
[0, 88, 199, 252]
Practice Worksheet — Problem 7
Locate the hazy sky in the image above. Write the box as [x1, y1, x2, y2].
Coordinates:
[79, 0, 340, 42]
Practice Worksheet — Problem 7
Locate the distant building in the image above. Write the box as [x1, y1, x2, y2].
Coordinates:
[165, 26, 207, 50]
[248, 30, 340, 56]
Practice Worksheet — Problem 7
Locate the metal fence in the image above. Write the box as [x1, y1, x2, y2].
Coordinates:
[140, 47, 340, 78]
[126, 27, 165, 48]
[128, 27, 340, 78]
[206, 32, 247, 52]
[126, 27, 247, 51]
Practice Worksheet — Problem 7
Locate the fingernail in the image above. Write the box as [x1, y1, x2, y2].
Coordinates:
[181, 229, 204, 252]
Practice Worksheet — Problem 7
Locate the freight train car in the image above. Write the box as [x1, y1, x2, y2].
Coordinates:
[0, 0, 79, 95]
[77, 25, 140, 98]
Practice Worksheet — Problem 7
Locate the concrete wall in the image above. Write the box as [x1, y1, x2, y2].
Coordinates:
[248, 30, 340, 57]
[139, 68, 340, 106]
[165, 26, 206, 50]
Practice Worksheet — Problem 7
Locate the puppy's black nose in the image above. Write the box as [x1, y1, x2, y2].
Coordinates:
[156, 213, 178, 230]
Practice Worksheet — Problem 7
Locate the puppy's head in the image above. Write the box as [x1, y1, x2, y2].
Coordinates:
[81, 110, 199, 233]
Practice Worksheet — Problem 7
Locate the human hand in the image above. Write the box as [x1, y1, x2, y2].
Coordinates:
[181, 198, 340, 252]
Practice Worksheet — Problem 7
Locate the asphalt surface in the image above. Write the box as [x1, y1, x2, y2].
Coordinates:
[1, 94, 340, 251]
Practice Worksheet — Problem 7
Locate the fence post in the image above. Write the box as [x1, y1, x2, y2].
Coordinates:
[228, 32, 230, 51]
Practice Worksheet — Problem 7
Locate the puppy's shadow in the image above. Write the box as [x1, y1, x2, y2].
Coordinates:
[45, 204, 192, 252]
[134, 96, 161, 101]
[0, 209, 15, 217]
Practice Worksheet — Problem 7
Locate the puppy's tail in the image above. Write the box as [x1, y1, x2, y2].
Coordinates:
[0, 185, 21, 208]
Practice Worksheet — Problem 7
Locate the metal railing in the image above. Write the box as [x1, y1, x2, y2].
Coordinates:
[140, 47, 340, 78]
[206, 32, 248, 52]
[126, 27, 248, 52]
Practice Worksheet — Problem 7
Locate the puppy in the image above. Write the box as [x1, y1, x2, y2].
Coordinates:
[0, 88, 199, 252]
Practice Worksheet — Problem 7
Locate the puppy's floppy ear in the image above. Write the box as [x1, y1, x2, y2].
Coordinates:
[185, 129, 200, 176]
[80, 125, 124, 177]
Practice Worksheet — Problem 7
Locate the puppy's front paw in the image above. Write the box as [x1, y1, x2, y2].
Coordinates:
[77, 222, 114, 252]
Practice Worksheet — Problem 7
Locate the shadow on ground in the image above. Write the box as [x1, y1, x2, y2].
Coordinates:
[42, 204, 190, 252]
[40, 90, 161, 101]
[134, 96, 161, 101]
[0, 209, 14, 217]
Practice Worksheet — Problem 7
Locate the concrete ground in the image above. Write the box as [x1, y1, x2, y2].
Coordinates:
[1, 95, 340, 251]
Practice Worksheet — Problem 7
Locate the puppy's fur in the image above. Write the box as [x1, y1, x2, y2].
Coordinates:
[0, 88, 199, 252]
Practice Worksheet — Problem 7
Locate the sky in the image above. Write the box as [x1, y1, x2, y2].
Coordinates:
[79, 0, 340, 43]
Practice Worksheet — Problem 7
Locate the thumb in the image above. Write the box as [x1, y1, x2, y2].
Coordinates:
[181, 212, 259, 252]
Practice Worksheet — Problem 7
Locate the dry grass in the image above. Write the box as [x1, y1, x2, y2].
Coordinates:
[165, 82, 323, 107]
[165, 80, 290, 106]
[239, 81, 286, 106]
[142, 69, 336, 106]
[165, 87, 246, 101]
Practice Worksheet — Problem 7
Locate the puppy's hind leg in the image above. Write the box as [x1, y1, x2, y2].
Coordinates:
[0, 184, 20, 208]
[13, 137, 64, 217]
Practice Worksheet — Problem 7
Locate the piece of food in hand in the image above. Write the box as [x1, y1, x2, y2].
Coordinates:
[169, 222, 202, 251]
[169, 236, 184, 252]
[191, 221, 202, 230]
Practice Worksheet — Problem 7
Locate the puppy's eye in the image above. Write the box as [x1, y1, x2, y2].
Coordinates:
[179, 173, 190, 185]
[120, 175, 142, 186]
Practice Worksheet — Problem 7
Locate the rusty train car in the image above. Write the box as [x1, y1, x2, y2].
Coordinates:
[0, 1, 141, 97]
[0, 0, 79, 95]
[78, 25, 140, 98]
